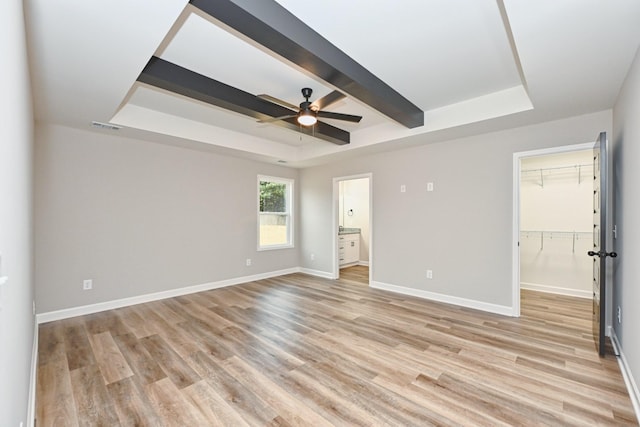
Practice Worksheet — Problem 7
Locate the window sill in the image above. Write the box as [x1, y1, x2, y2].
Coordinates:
[257, 244, 294, 251]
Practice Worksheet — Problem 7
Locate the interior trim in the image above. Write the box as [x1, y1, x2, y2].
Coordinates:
[512, 141, 595, 319]
[370, 280, 515, 317]
[36, 267, 299, 324]
[34, 267, 518, 326]
[299, 267, 334, 280]
[28, 320, 38, 427]
[520, 282, 592, 299]
[611, 330, 640, 422]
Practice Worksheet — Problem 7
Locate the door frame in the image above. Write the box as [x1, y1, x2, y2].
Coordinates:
[332, 173, 373, 283]
[512, 142, 594, 317]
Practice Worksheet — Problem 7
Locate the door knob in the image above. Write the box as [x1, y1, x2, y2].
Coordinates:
[588, 250, 618, 258]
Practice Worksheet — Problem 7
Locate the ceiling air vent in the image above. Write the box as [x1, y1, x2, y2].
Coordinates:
[91, 121, 121, 131]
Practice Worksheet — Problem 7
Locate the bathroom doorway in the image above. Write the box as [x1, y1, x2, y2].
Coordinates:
[333, 174, 372, 284]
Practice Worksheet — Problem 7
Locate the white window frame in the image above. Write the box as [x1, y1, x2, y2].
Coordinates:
[257, 175, 294, 251]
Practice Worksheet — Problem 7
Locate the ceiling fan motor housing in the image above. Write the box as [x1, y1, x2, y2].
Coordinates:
[301, 87, 313, 100]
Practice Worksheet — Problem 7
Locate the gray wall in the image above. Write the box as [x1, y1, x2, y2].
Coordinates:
[613, 45, 640, 405]
[0, 0, 35, 425]
[35, 124, 299, 313]
[300, 111, 612, 308]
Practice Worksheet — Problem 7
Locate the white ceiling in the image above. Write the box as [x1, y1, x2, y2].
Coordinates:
[24, 0, 640, 167]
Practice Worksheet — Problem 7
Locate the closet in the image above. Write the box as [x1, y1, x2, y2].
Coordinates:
[519, 150, 593, 298]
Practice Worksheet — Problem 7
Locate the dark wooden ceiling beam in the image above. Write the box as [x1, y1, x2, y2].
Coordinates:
[190, 0, 424, 129]
[137, 56, 351, 145]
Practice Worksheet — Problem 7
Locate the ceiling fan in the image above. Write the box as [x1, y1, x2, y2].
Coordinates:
[257, 88, 362, 127]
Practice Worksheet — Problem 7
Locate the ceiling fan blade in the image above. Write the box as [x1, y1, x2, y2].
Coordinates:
[317, 111, 362, 123]
[256, 94, 299, 110]
[258, 114, 297, 123]
[312, 90, 346, 110]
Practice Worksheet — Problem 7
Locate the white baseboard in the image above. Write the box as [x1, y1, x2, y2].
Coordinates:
[339, 264, 358, 269]
[299, 267, 335, 279]
[27, 318, 38, 427]
[36, 268, 300, 323]
[358, 261, 369, 267]
[611, 330, 640, 422]
[35, 269, 522, 323]
[370, 281, 515, 317]
[520, 282, 591, 299]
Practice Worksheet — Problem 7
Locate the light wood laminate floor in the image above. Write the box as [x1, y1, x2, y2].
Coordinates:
[339, 265, 369, 285]
[36, 273, 637, 426]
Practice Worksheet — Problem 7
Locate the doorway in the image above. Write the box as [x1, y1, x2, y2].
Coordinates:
[512, 143, 593, 316]
[333, 174, 372, 284]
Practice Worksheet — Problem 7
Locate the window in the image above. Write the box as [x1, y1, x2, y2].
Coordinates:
[258, 175, 293, 250]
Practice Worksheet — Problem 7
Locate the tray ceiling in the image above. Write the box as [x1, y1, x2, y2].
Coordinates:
[25, 0, 640, 166]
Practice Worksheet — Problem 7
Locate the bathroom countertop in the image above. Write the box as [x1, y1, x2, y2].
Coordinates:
[338, 228, 361, 235]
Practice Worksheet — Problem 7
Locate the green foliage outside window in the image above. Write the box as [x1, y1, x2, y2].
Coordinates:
[260, 181, 286, 212]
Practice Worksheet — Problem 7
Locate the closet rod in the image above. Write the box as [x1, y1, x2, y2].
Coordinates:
[520, 230, 591, 234]
[520, 230, 591, 253]
[521, 163, 592, 173]
[521, 163, 592, 187]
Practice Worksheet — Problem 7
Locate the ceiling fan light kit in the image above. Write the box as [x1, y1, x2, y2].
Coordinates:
[296, 87, 318, 126]
[260, 87, 359, 130]
[297, 110, 317, 126]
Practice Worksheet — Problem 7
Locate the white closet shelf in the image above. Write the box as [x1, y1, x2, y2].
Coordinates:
[520, 230, 591, 252]
[521, 163, 593, 187]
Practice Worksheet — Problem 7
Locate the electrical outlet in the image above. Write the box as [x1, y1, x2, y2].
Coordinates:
[400, 184, 406, 193]
[83, 279, 92, 290]
[617, 306, 621, 324]
[426, 270, 433, 279]
[427, 182, 434, 192]
[246, 258, 252, 267]
[310, 253, 315, 261]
